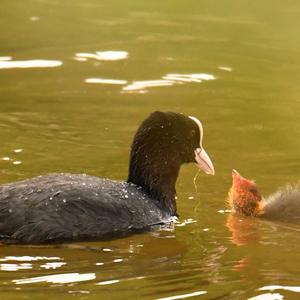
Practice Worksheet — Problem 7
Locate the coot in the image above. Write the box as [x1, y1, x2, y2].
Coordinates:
[0, 111, 215, 243]
[228, 169, 300, 222]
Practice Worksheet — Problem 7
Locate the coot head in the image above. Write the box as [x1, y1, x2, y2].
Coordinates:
[128, 111, 214, 215]
[228, 170, 262, 216]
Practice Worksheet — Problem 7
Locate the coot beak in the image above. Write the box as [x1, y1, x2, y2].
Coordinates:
[195, 148, 215, 175]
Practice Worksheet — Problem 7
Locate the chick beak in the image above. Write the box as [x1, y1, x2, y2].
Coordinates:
[194, 148, 215, 175]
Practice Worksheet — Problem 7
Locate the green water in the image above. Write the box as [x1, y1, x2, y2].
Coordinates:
[1, 0, 300, 299]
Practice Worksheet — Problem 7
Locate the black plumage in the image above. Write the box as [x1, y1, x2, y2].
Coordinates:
[0, 111, 214, 243]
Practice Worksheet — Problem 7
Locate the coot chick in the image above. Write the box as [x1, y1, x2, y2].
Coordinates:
[0, 111, 215, 243]
[228, 169, 300, 222]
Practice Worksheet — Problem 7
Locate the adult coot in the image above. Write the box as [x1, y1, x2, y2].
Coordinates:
[228, 169, 300, 222]
[0, 111, 215, 243]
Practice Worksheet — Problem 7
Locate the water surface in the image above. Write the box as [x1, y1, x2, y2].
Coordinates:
[1, 0, 300, 299]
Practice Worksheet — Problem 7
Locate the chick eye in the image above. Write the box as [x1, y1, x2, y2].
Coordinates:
[249, 187, 258, 195]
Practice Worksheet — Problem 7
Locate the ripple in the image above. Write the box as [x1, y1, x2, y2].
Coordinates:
[0, 256, 62, 262]
[259, 285, 300, 293]
[218, 66, 232, 72]
[157, 290, 207, 300]
[0, 263, 32, 272]
[85, 78, 127, 85]
[74, 51, 128, 61]
[122, 73, 216, 93]
[175, 218, 197, 227]
[122, 80, 174, 92]
[97, 279, 120, 285]
[29, 16, 40, 22]
[0, 59, 62, 69]
[163, 73, 216, 82]
[13, 272, 96, 285]
[248, 293, 283, 300]
[40, 262, 66, 269]
[0, 56, 12, 61]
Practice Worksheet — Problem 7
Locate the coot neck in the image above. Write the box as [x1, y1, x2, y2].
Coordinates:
[127, 154, 180, 216]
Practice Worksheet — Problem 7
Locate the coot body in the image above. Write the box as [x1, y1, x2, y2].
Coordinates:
[0, 111, 215, 243]
[228, 170, 300, 222]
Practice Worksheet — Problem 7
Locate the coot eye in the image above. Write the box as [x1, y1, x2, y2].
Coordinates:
[190, 129, 196, 137]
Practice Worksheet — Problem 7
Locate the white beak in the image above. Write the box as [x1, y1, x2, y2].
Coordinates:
[194, 148, 215, 175]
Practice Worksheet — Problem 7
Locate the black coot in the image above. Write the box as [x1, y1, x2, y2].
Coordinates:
[0, 111, 215, 243]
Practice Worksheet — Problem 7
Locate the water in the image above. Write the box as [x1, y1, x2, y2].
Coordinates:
[1, 0, 300, 299]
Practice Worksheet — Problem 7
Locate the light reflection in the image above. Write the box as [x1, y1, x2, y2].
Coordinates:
[259, 285, 300, 293]
[157, 290, 207, 300]
[85, 78, 127, 85]
[75, 51, 128, 61]
[0, 263, 32, 271]
[0, 256, 62, 262]
[13, 272, 96, 285]
[13, 149, 23, 153]
[218, 66, 233, 72]
[102, 248, 113, 252]
[122, 80, 174, 92]
[97, 279, 120, 285]
[175, 218, 197, 227]
[122, 73, 216, 93]
[0, 59, 62, 69]
[29, 16, 40, 22]
[248, 293, 283, 300]
[40, 262, 66, 269]
[226, 214, 261, 246]
[0, 56, 12, 61]
[163, 73, 216, 82]
[218, 209, 232, 214]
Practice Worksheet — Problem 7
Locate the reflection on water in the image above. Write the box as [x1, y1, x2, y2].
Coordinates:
[248, 293, 283, 300]
[13, 272, 96, 285]
[0, 263, 32, 271]
[85, 78, 128, 85]
[1, 0, 300, 299]
[40, 262, 66, 269]
[163, 73, 216, 82]
[0, 59, 62, 69]
[226, 214, 261, 246]
[74, 51, 128, 61]
[157, 290, 207, 300]
[218, 66, 233, 72]
[122, 79, 174, 92]
[259, 285, 300, 293]
[0, 56, 12, 61]
[122, 73, 216, 93]
[0, 256, 62, 262]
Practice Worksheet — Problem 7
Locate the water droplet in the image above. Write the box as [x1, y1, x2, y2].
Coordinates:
[8, 208, 13, 213]
[2, 157, 10, 161]
[13, 161, 22, 165]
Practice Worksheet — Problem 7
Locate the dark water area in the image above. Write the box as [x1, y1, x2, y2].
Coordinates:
[1, 0, 300, 299]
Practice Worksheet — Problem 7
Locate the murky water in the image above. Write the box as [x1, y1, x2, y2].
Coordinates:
[1, 0, 300, 299]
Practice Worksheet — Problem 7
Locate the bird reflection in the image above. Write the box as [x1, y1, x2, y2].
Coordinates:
[226, 213, 261, 246]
